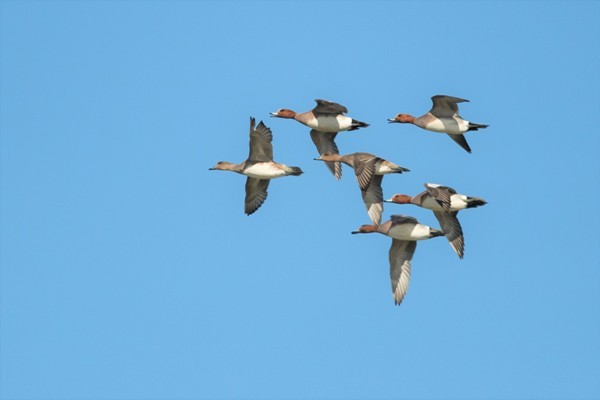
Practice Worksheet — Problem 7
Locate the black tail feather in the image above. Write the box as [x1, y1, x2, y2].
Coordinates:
[467, 122, 489, 131]
[466, 197, 487, 208]
[349, 119, 369, 131]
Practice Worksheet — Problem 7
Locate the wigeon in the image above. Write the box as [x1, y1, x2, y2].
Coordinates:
[352, 215, 444, 306]
[388, 95, 488, 153]
[315, 152, 410, 227]
[209, 117, 303, 215]
[385, 183, 487, 259]
[271, 99, 369, 180]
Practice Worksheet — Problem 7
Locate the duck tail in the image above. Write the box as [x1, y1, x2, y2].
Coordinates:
[394, 166, 411, 174]
[465, 196, 487, 208]
[430, 228, 445, 238]
[467, 122, 489, 131]
[349, 119, 369, 131]
[288, 166, 304, 176]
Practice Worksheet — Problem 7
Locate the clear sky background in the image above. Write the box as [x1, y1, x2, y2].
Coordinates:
[1, 1, 599, 399]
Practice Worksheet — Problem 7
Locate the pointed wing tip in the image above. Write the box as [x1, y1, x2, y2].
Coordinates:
[453, 243, 465, 259]
[432, 95, 470, 103]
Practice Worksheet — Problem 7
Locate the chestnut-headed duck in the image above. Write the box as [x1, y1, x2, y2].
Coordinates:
[352, 215, 444, 306]
[209, 117, 303, 215]
[315, 152, 410, 227]
[271, 99, 369, 180]
[385, 183, 487, 259]
[388, 95, 488, 153]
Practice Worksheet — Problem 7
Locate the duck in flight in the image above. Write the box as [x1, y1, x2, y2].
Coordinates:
[315, 152, 409, 227]
[209, 117, 303, 215]
[271, 99, 369, 179]
[385, 183, 487, 259]
[352, 215, 444, 306]
[388, 95, 488, 153]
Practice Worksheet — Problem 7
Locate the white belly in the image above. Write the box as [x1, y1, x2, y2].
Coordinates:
[305, 115, 352, 132]
[387, 223, 432, 241]
[243, 163, 286, 179]
[424, 117, 469, 134]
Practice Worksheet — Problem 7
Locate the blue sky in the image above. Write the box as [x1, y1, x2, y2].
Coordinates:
[1, 1, 599, 399]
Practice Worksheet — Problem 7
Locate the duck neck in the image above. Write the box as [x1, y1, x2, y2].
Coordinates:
[221, 161, 245, 173]
[319, 154, 344, 163]
[352, 225, 379, 234]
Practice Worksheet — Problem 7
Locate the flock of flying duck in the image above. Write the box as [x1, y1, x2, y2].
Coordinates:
[210, 95, 488, 306]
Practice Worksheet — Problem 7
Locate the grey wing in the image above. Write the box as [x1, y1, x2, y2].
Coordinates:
[424, 184, 454, 212]
[389, 214, 419, 226]
[353, 154, 378, 191]
[361, 175, 383, 227]
[312, 99, 348, 116]
[430, 95, 469, 118]
[389, 240, 417, 306]
[244, 178, 270, 215]
[248, 117, 274, 162]
[448, 134, 472, 153]
[310, 129, 342, 180]
[433, 211, 465, 259]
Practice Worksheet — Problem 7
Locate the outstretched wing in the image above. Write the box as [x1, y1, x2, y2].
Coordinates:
[248, 117, 274, 162]
[361, 175, 383, 227]
[244, 178, 270, 215]
[389, 240, 417, 306]
[433, 211, 465, 259]
[353, 154, 378, 191]
[429, 95, 469, 118]
[312, 99, 348, 116]
[310, 130, 342, 179]
[448, 134, 472, 153]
